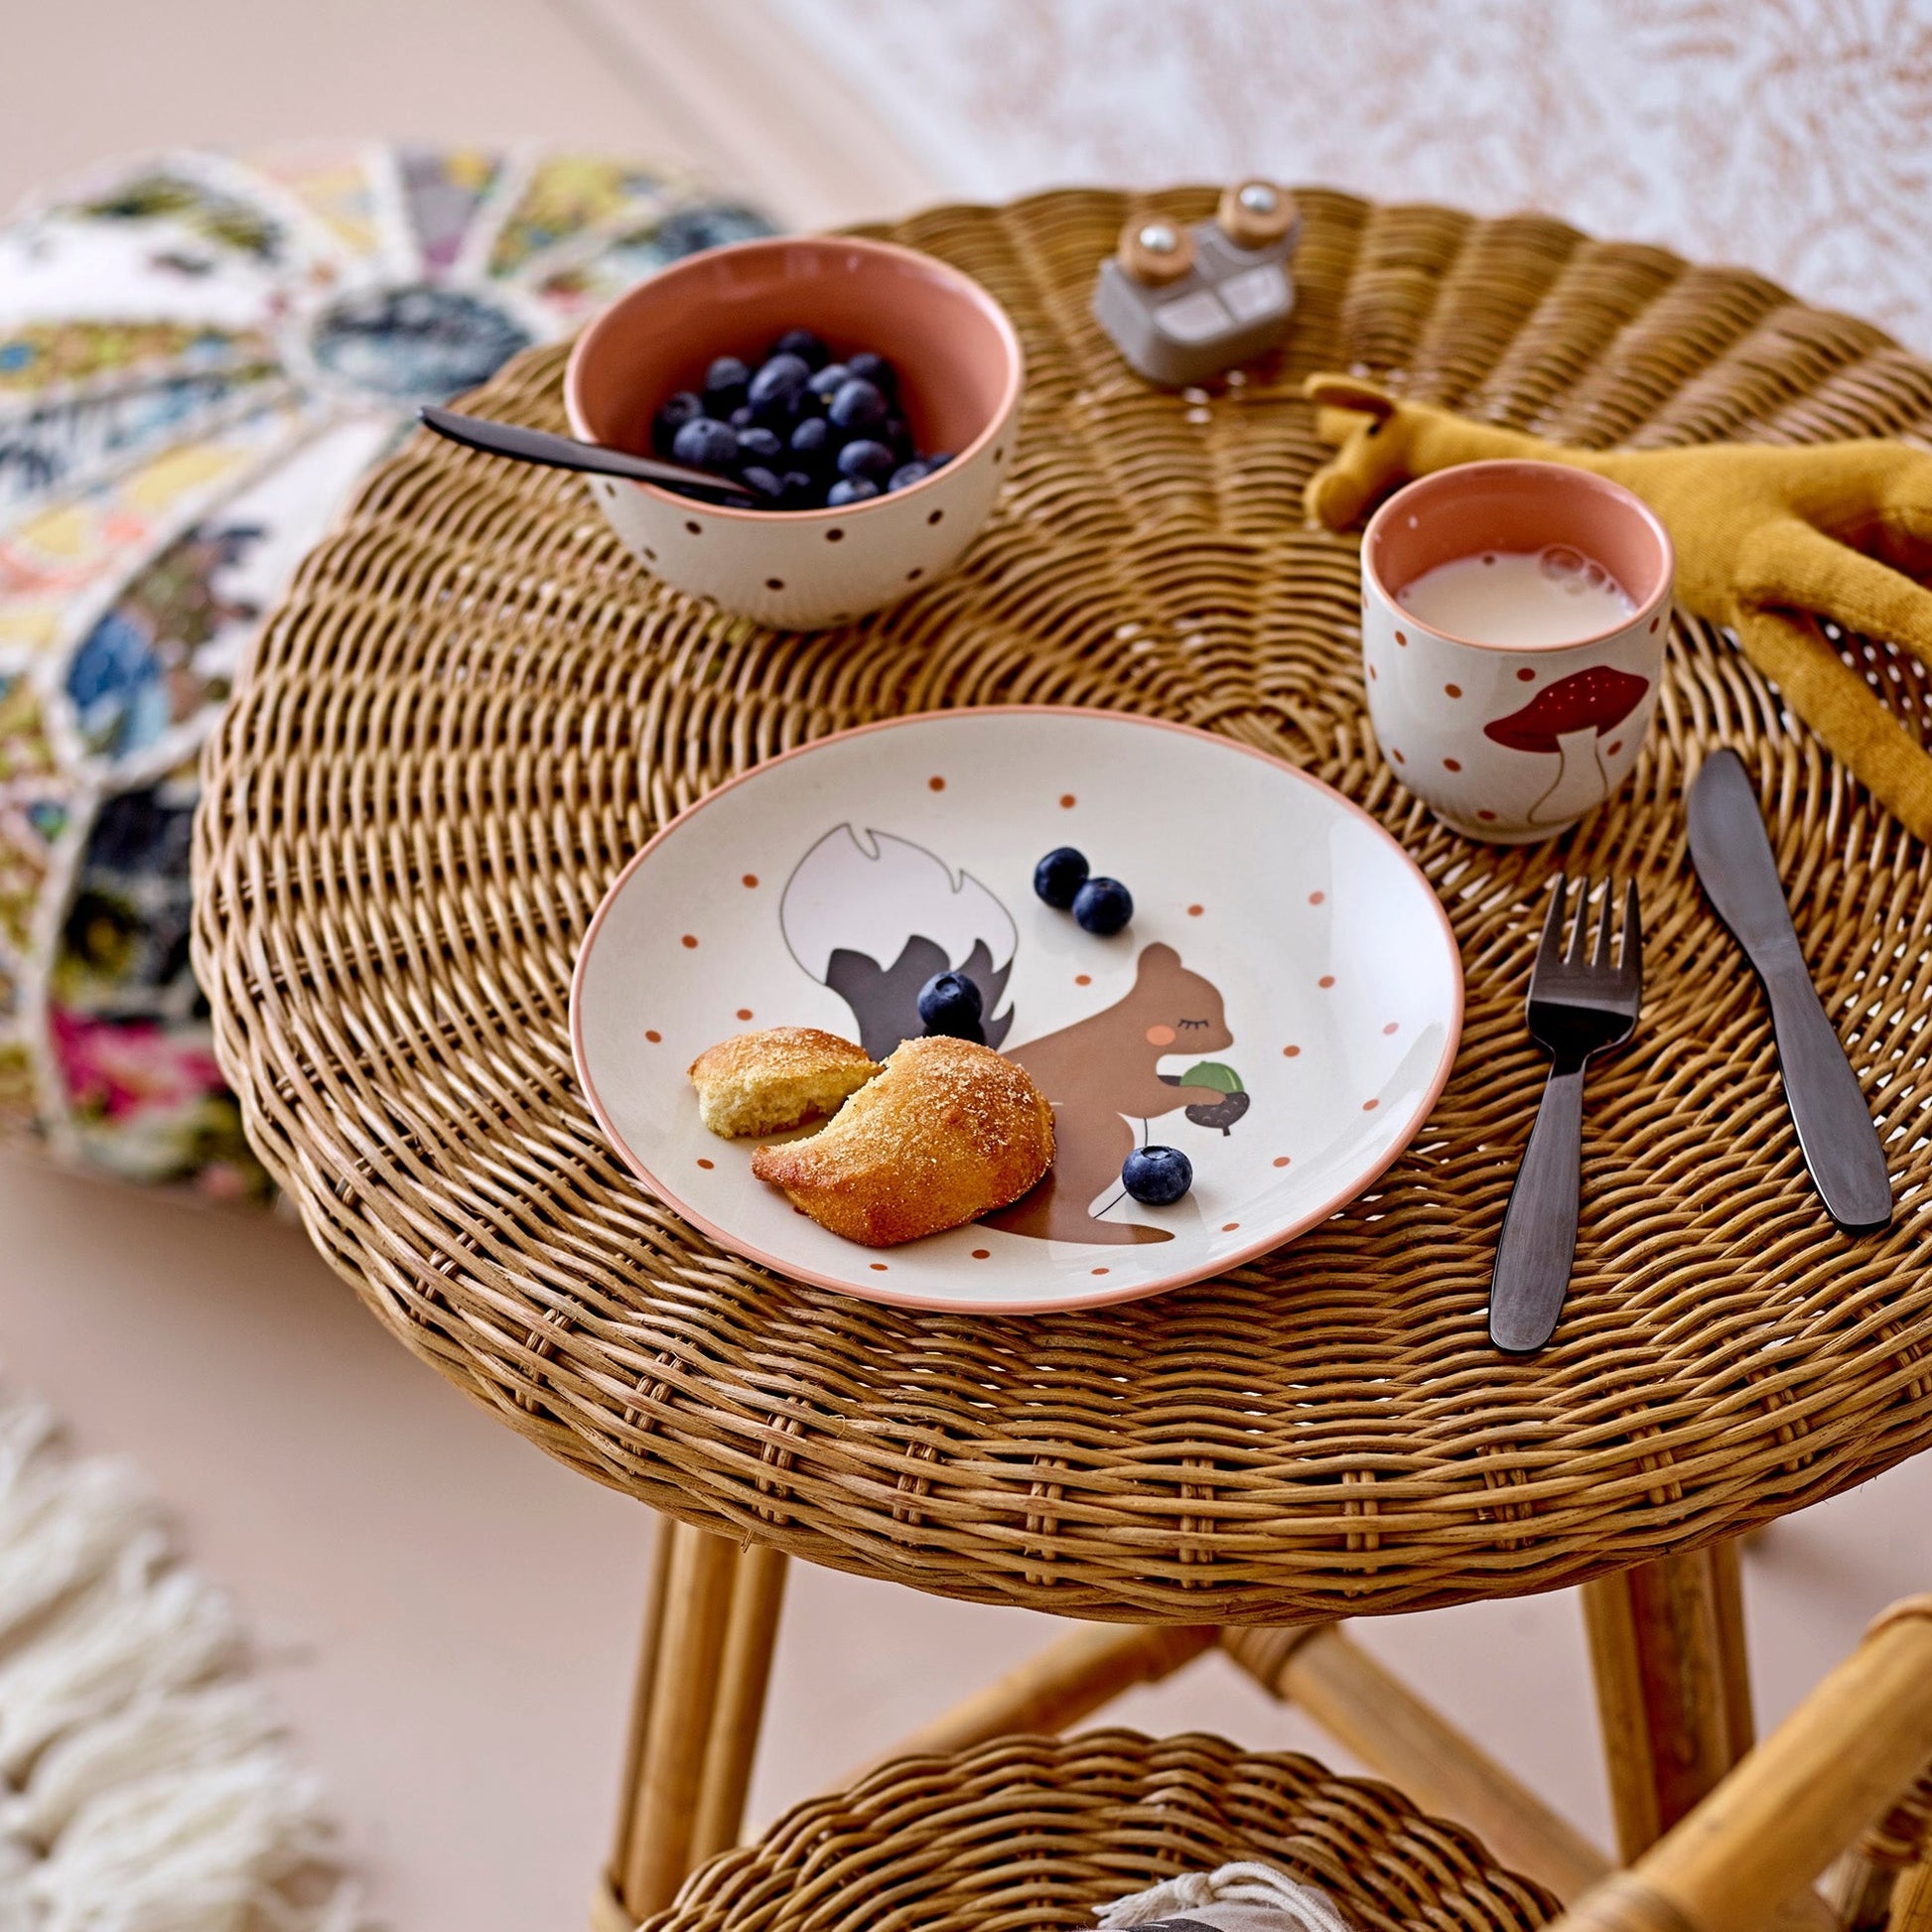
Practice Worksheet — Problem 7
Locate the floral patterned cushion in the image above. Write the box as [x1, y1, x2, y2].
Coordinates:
[0, 146, 773, 1198]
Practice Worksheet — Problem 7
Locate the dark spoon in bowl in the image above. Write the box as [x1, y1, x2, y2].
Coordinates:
[418, 406, 758, 507]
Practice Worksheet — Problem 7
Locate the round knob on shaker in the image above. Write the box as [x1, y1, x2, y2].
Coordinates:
[1116, 215, 1196, 287]
[1217, 179, 1299, 249]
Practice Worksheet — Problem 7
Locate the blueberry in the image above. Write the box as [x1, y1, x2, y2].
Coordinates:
[770, 328, 829, 369]
[888, 462, 928, 492]
[778, 469, 820, 508]
[788, 416, 834, 468]
[728, 403, 756, 430]
[808, 361, 851, 401]
[838, 438, 896, 483]
[739, 465, 784, 502]
[847, 349, 897, 397]
[702, 355, 751, 413]
[826, 477, 880, 506]
[672, 416, 740, 472]
[651, 390, 703, 455]
[749, 351, 810, 420]
[1073, 877, 1133, 935]
[1122, 1145, 1192, 1206]
[1033, 846, 1089, 908]
[828, 376, 888, 432]
[736, 425, 783, 464]
[917, 970, 985, 1039]
[924, 451, 955, 470]
[884, 414, 913, 457]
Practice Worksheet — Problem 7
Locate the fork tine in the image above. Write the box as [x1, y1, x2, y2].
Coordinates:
[1568, 875, 1593, 963]
[1593, 879, 1616, 968]
[1535, 875, 1568, 977]
[1621, 878, 1642, 986]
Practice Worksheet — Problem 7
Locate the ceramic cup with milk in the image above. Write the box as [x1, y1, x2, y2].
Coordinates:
[1359, 461, 1674, 842]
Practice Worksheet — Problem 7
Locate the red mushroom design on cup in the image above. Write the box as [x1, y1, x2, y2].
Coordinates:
[1483, 666, 1650, 826]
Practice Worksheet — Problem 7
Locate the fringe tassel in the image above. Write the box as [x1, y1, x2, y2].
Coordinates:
[0, 1369, 368, 1932]
[1096, 1862, 1352, 1932]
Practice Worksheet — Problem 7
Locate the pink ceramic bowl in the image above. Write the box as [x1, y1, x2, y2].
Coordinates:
[565, 235, 1024, 630]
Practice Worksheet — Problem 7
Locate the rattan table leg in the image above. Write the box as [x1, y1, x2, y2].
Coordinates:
[1890, 1863, 1932, 1931]
[1223, 1622, 1612, 1904]
[604, 1521, 789, 1926]
[1582, 1541, 1755, 1862]
[844, 1621, 1217, 1782]
[689, 1543, 788, 1866]
[1710, 1540, 1754, 1763]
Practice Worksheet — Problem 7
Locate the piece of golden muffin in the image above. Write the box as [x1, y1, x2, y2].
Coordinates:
[688, 1027, 880, 1139]
[751, 1035, 1054, 1246]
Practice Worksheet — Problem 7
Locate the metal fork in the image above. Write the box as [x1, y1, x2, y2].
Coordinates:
[1488, 876, 1643, 1355]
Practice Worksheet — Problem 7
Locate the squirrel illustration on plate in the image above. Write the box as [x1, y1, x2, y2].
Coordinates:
[780, 828, 1243, 1246]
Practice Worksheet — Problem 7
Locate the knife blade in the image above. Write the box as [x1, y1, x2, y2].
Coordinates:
[1686, 749, 1890, 1233]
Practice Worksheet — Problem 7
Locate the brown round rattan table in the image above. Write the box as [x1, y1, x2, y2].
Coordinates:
[192, 187, 1932, 1927]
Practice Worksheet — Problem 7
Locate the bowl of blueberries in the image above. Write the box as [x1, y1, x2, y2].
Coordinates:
[565, 234, 1024, 629]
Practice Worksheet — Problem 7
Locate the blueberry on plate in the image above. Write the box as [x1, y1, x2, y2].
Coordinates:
[826, 477, 880, 506]
[771, 327, 828, 369]
[917, 970, 984, 1039]
[846, 349, 897, 397]
[702, 355, 751, 414]
[779, 469, 819, 508]
[1073, 877, 1133, 935]
[749, 352, 811, 420]
[838, 438, 896, 484]
[788, 416, 833, 467]
[828, 376, 888, 431]
[671, 416, 740, 472]
[924, 451, 955, 470]
[1121, 1145, 1192, 1205]
[736, 424, 783, 464]
[652, 390, 703, 455]
[808, 361, 851, 402]
[1033, 846, 1089, 908]
[728, 403, 756, 429]
[739, 465, 785, 503]
[887, 462, 927, 492]
[884, 414, 913, 457]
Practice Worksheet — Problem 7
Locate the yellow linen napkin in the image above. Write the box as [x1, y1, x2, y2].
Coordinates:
[1303, 374, 1932, 840]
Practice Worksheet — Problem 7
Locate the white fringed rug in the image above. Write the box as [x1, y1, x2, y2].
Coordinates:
[0, 1374, 363, 1932]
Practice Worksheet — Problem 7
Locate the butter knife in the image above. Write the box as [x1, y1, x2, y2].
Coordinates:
[1686, 749, 1890, 1233]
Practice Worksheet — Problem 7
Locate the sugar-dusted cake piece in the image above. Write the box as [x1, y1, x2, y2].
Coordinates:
[688, 1027, 880, 1139]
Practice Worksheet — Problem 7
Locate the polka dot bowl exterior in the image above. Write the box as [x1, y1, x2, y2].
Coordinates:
[565, 235, 1024, 629]
[0, 145, 771, 1196]
[571, 708, 1463, 1311]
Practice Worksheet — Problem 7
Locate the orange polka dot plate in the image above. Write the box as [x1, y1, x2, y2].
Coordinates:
[571, 708, 1462, 1311]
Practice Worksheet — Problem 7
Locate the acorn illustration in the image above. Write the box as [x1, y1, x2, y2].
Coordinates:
[1483, 665, 1649, 826]
[1160, 1059, 1250, 1134]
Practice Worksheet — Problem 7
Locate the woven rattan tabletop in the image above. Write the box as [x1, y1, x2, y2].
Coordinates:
[195, 188, 1932, 1624]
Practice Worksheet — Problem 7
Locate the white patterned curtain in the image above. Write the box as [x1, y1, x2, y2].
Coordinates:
[771, 0, 1932, 350]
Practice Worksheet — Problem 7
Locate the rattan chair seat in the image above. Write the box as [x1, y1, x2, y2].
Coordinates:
[638, 1729, 1555, 1932]
[195, 188, 1932, 1624]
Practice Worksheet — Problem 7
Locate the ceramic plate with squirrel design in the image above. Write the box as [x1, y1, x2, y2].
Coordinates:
[572, 708, 1463, 1312]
